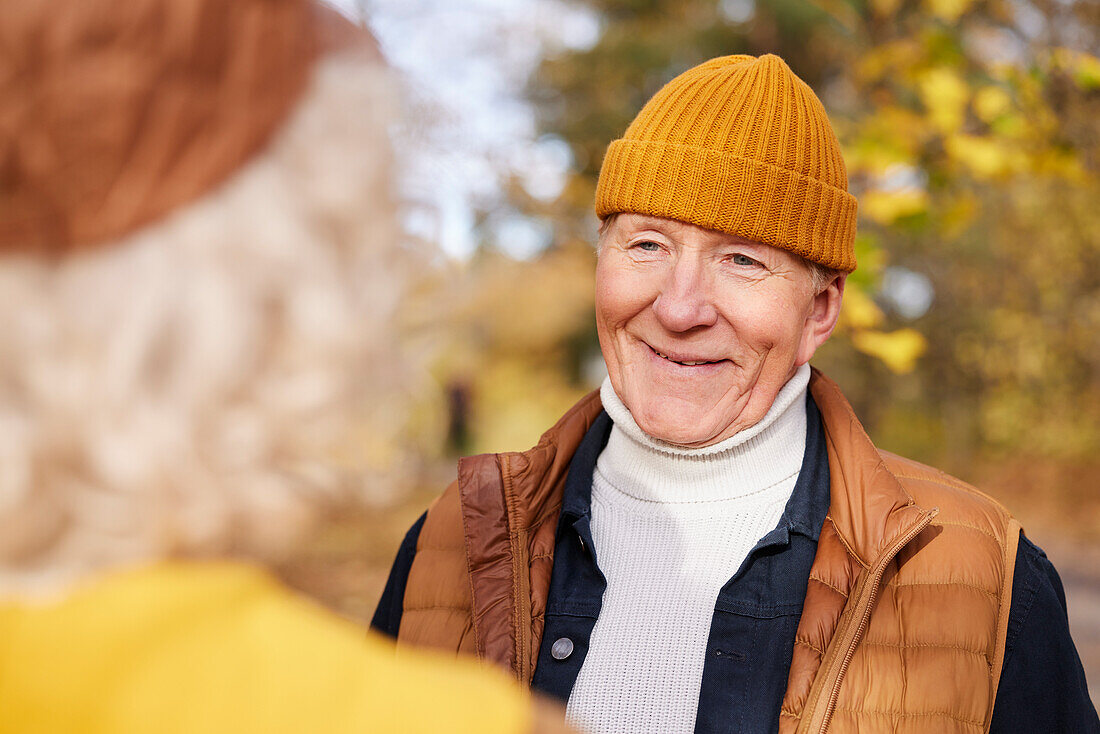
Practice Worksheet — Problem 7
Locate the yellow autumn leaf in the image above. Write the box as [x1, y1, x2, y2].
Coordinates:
[851, 328, 928, 374]
[990, 112, 1026, 138]
[1032, 148, 1087, 181]
[861, 188, 928, 225]
[973, 86, 1012, 123]
[839, 282, 884, 330]
[1075, 55, 1100, 90]
[846, 140, 912, 177]
[924, 0, 973, 21]
[917, 67, 969, 134]
[945, 134, 1027, 178]
[1053, 48, 1100, 90]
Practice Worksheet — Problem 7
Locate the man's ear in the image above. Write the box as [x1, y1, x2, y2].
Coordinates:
[796, 273, 846, 366]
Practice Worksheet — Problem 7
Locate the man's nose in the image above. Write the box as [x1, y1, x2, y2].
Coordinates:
[652, 255, 718, 332]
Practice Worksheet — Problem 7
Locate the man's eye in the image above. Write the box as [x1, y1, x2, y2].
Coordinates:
[635, 240, 661, 252]
[731, 253, 758, 266]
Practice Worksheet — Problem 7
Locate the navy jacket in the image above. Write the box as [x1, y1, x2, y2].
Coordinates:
[374, 396, 1098, 732]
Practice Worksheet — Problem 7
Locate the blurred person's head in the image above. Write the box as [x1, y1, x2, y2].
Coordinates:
[0, 0, 421, 591]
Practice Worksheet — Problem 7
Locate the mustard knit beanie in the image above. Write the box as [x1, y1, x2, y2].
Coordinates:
[595, 54, 858, 272]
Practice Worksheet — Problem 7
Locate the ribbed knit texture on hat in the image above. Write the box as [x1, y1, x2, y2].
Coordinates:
[595, 54, 858, 272]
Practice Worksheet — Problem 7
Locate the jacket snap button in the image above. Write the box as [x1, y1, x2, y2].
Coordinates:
[551, 637, 574, 660]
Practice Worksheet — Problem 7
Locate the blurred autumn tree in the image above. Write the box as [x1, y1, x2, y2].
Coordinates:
[410, 242, 597, 455]
[507, 0, 1100, 514]
[830, 0, 1100, 467]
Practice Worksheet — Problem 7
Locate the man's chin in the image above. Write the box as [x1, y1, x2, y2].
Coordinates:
[634, 411, 725, 448]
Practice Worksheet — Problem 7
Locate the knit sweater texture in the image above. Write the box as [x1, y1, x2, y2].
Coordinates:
[565, 364, 810, 734]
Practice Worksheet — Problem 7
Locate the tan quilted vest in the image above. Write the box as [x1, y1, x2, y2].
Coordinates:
[397, 370, 1020, 734]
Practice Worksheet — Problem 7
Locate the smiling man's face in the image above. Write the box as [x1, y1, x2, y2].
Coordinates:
[595, 213, 844, 447]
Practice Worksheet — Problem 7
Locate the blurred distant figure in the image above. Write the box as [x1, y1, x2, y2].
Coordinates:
[446, 380, 473, 455]
[0, 0, 570, 731]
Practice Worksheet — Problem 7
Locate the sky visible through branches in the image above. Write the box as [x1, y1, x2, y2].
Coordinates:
[330, 0, 601, 259]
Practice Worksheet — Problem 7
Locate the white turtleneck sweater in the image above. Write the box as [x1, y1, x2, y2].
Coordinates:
[565, 364, 811, 734]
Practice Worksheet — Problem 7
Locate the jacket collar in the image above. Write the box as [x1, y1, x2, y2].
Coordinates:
[808, 367, 930, 566]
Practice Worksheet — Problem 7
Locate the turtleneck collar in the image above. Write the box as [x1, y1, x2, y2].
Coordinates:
[596, 363, 810, 504]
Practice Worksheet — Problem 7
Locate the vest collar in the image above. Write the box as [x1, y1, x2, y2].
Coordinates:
[807, 367, 932, 567]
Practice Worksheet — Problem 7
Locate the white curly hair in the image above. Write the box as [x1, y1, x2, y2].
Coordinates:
[0, 54, 429, 593]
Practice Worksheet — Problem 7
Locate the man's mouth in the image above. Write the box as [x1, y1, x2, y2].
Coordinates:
[649, 345, 725, 367]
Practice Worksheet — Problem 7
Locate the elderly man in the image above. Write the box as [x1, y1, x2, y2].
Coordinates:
[374, 55, 1098, 733]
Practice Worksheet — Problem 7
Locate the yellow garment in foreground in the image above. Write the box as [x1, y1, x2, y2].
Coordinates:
[0, 562, 531, 734]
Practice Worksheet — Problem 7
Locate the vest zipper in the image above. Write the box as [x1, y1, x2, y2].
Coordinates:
[816, 507, 939, 734]
[499, 453, 533, 682]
